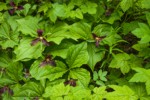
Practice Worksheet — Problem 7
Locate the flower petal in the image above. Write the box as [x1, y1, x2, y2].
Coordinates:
[37, 29, 43, 36]
[42, 38, 50, 46]
[31, 38, 40, 46]
[39, 60, 47, 67]
[95, 40, 100, 47]
[8, 9, 15, 15]
[48, 60, 56, 67]
[17, 5, 24, 10]
[92, 33, 97, 39]
[10, 1, 16, 7]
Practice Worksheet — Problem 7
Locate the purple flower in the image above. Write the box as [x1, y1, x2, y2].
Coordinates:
[64, 79, 77, 87]
[92, 33, 106, 47]
[40, 55, 56, 67]
[0, 86, 13, 96]
[31, 29, 50, 46]
[8, 1, 24, 15]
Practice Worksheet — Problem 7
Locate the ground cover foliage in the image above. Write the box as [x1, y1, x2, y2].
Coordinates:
[0, 0, 150, 99]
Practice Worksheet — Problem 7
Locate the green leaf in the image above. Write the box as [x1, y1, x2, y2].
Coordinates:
[132, 43, 150, 58]
[141, 0, 150, 9]
[6, 62, 23, 82]
[0, 78, 15, 87]
[109, 53, 131, 74]
[38, 3, 51, 13]
[93, 71, 98, 81]
[47, 3, 67, 22]
[129, 67, 150, 95]
[65, 86, 91, 100]
[120, 0, 133, 12]
[130, 83, 148, 99]
[69, 22, 91, 40]
[16, 16, 39, 37]
[0, 22, 19, 49]
[69, 68, 90, 88]
[14, 82, 44, 97]
[46, 40, 74, 59]
[0, 2, 7, 11]
[102, 11, 123, 24]
[66, 42, 89, 68]
[30, 60, 67, 81]
[146, 12, 150, 26]
[91, 86, 107, 100]
[132, 23, 150, 43]
[43, 83, 70, 98]
[46, 22, 70, 45]
[122, 21, 139, 35]
[96, 80, 105, 86]
[22, 4, 31, 16]
[106, 85, 138, 100]
[14, 38, 44, 61]
[87, 43, 105, 71]
[0, 53, 11, 68]
[80, 1, 97, 14]
[74, 8, 83, 19]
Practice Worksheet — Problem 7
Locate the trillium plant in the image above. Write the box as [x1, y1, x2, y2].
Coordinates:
[0, 0, 150, 100]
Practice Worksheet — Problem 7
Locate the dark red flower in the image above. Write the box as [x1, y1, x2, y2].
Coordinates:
[31, 29, 50, 46]
[92, 33, 106, 47]
[64, 79, 77, 87]
[8, 1, 24, 15]
[40, 55, 56, 67]
[0, 86, 13, 96]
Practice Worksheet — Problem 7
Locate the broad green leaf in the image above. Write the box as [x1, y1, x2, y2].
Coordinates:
[22, 4, 31, 16]
[122, 21, 139, 35]
[74, 8, 83, 19]
[66, 42, 89, 68]
[141, 0, 150, 9]
[46, 40, 74, 59]
[132, 23, 150, 43]
[132, 43, 150, 58]
[128, 54, 143, 68]
[65, 86, 91, 100]
[43, 83, 70, 98]
[102, 11, 123, 24]
[69, 68, 90, 88]
[130, 83, 148, 99]
[87, 43, 105, 71]
[0, 22, 19, 49]
[129, 67, 150, 95]
[6, 62, 23, 82]
[93, 71, 98, 81]
[146, 13, 150, 26]
[69, 22, 91, 40]
[106, 85, 138, 100]
[109, 53, 131, 74]
[0, 2, 7, 11]
[91, 86, 107, 100]
[0, 53, 11, 68]
[120, 0, 133, 12]
[47, 3, 67, 22]
[14, 38, 44, 61]
[96, 80, 105, 86]
[14, 82, 44, 97]
[30, 60, 67, 81]
[0, 78, 15, 87]
[80, 1, 97, 14]
[46, 23, 71, 44]
[16, 16, 39, 37]
[38, 3, 51, 13]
